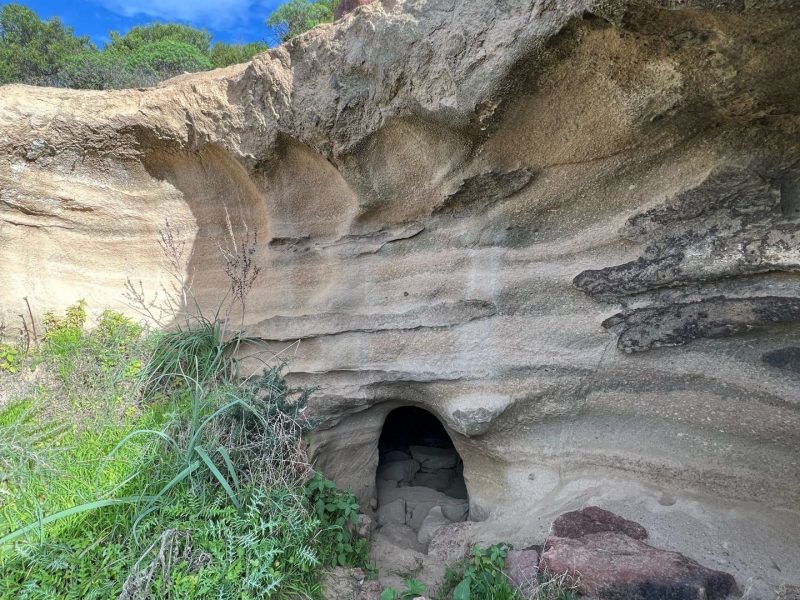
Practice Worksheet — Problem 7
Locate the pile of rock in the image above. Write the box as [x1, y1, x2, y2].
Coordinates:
[331, 505, 742, 600]
[375, 445, 469, 551]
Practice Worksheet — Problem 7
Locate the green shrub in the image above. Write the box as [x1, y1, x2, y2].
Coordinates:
[429, 543, 578, 600]
[107, 23, 212, 56]
[40, 300, 87, 381]
[57, 50, 158, 90]
[266, 0, 339, 42]
[94, 310, 143, 372]
[460, 544, 513, 598]
[305, 473, 367, 567]
[120, 487, 323, 599]
[123, 39, 213, 78]
[0, 343, 20, 373]
[39, 301, 145, 385]
[0, 3, 94, 85]
[381, 579, 427, 600]
[210, 41, 269, 68]
[43, 299, 87, 335]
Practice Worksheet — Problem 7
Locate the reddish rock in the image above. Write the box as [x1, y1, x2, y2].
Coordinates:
[552, 506, 648, 540]
[334, 0, 374, 20]
[541, 532, 738, 600]
[505, 549, 540, 591]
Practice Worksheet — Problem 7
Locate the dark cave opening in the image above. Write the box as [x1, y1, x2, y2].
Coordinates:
[379, 406, 456, 454]
[375, 407, 469, 550]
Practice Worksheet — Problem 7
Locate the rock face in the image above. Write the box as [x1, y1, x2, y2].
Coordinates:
[334, 0, 374, 20]
[1, 0, 800, 596]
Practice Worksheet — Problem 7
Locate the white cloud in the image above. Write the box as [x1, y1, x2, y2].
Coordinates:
[95, 0, 260, 28]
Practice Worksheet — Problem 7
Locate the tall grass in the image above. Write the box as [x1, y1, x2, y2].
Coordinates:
[0, 302, 367, 599]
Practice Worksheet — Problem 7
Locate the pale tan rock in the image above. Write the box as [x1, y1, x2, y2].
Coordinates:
[417, 506, 452, 547]
[2, 0, 800, 596]
[427, 522, 475, 565]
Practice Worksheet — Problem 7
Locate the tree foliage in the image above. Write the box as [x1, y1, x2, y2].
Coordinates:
[0, 0, 337, 90]
[124, 39, 213, 77]
[0, 4, 93, 85]
[0, 5, 270, 89]
[266, 0, 339, 42]
[106, 22, 212, 55]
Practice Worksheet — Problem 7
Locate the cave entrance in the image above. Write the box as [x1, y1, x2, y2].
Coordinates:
[375, 406, 469, 552]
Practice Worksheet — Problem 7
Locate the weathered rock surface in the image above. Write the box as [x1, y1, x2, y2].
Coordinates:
[505, 549, 540, 593]
[335, 0, 374, 20]
[379, 485, 465, 531]
[417, 506, 452, 546]
[552, 506, 648, 540]
[410, 446, 459, 471]
[356, 514, 375, 540]
[541, 532, 738, 600]
[378, 497, 407, 526]
[2, 0, 800, 596]
[370, 526, 427, 580]
[377, 459, 420, 484]
[426, 522, 474, 565]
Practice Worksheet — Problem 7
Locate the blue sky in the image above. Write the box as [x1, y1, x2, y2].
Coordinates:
[8, 0, 286, 46]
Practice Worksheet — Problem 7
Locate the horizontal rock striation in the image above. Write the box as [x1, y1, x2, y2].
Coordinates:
[1, 0, 800, 595]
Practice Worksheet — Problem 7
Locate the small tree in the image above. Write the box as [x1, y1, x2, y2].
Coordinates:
[266, 0, 340, 43]
[0, 3, 94, 85]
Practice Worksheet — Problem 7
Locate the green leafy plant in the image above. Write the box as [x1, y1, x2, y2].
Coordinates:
[37, 301, 146, 391]
[118, 487, 323, 599]
[137, 316, 237, 395]
[381, 578, 427, 600]
[0, 343, 20, 373]
[305, 473, 367, 567]
[0, 331, 364, 598]
[438, 544, 516, 600]
[436, 543, 578, 600]
[43, 299, 87, 334]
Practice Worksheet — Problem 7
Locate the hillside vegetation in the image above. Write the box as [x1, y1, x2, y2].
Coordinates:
[0, 299, 369, 598]
[0, 0, 340, 89]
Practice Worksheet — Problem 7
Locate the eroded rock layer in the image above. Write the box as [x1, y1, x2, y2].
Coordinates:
[1, 0, 799, 595]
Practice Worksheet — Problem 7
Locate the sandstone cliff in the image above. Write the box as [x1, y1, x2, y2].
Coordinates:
[1, 0, 799, 595]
